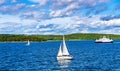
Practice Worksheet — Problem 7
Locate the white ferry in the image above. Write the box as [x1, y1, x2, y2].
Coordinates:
[95, 36, 113, 43]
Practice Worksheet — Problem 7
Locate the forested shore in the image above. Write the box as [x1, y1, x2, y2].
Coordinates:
[0, 33, 120, 42]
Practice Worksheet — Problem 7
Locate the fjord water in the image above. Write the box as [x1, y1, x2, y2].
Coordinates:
[0, 41, 120, 70]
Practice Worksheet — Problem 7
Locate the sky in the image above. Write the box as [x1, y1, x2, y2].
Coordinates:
[0, 0, 120, 35]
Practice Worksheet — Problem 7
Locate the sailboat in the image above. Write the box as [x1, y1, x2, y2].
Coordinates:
[26, 40, 30, 46]
[57, 35, 73, 60]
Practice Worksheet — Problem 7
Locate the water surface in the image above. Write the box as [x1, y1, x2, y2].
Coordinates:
[0, 40, 120, 71]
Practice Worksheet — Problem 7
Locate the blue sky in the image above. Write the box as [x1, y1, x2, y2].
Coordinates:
[0, 0, 120, 35]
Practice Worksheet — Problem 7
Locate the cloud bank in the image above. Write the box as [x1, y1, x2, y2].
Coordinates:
[0, 0, 120, 35]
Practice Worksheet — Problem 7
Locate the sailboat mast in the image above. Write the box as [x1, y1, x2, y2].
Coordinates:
[62, 35, 70, 55]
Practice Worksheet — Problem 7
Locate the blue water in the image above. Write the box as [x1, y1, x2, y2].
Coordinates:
[0, 40, 120, 71]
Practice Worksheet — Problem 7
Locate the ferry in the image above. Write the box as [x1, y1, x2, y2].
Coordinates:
[95, 36, 113, 43]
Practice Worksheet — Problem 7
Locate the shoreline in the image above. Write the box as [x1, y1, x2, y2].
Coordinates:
[0, 33, 120, 42]
[0, 39, 94, 42]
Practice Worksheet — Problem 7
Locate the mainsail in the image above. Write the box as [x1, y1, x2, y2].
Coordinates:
[62, 36, 69, 55]
[57, 35, 70, 56]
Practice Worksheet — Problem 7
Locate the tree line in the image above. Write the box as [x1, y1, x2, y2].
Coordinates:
[0, 33, 120, 42]
[0, 34, 47, 42]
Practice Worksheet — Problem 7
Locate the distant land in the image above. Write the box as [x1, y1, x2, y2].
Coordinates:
[0, 33, 120, 42]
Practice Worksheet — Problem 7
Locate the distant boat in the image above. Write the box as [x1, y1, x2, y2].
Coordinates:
[95, 36, 113, 43]
[26, 40, 30, 46]
[57, 35, 73, 60]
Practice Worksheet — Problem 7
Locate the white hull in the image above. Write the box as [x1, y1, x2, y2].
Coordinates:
[95, 40, 113, 43]
[57, 56, 73, 60]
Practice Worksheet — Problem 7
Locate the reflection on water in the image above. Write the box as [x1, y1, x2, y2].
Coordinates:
[57, 60, 72, 68]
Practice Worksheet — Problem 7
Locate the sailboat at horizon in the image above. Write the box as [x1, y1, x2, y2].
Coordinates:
[57, 35, 73, 60]
[26, 40, 30, 46]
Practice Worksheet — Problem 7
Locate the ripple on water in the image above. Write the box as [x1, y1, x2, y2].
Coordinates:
[0, 41, 120, 70]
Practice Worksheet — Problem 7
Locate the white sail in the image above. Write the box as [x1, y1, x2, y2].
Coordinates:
[26, 40, 30, 46]
[57, 44, 62, 56]
[62, 36, 70, 55]
[57, 35, 73, 60]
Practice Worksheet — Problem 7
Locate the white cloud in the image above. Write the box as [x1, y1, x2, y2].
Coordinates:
[104, 19, 120, 26]
[0, 14, 38, 34]
[0, 0, 120, 35]
[21, 11, 47, 20]
[51, 0, 110, 17]
[50, 10, 62, 17]
[0, 13, 120, 34]
[98, 28, 120, 34]
[50, 2, 79, 17]
[0, 0, 5, 4]
[80, 28, 89, 33]
[0, 15, 21, 23]
[0, 3, 26, 14]
[39, 28, 51, 32]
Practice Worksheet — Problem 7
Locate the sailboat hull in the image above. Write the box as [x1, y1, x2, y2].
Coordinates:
[57, 56, 73, 60]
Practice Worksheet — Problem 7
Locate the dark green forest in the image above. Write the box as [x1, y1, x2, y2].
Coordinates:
[0, 33, 120, 42]
[0, 34, 47, 42]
